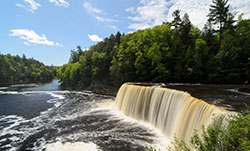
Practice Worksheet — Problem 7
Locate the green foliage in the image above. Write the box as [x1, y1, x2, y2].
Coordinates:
[145, 145, 161, 151]
[69, 46, 83, 63]
[57, 32, 122, 89]
[184, 110, 250, 151]
[111, 25, 173, 84]
[207, 0, 235, 48]
[0, 53, 56, 86]
[171, 9, 182, 30]
[58, 1, 250, 89]
[208, 0, 230, 30]
[146, 109, 250, 151]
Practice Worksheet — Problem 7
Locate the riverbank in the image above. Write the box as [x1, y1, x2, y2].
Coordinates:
[0, 80, 57, 91]
[86, 83, 119, 96]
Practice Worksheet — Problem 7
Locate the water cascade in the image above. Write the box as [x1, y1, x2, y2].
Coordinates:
[114, 83, 228, 142]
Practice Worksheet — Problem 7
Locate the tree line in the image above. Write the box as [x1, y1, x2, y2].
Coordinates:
[0, 53, 56, 86]
[57, 0, 250, 89]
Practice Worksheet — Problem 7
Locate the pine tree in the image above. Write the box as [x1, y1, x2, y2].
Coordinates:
[171, 9, 182, 30]
[208, 0, 230, 47]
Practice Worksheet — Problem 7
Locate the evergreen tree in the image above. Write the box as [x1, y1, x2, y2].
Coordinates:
[171, 9, 182, 30]
[57, 7, 250, 88]
[207, 0, 230, 47]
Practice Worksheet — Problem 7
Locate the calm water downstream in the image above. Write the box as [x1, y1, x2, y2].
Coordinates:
[0, 80, 249, 151]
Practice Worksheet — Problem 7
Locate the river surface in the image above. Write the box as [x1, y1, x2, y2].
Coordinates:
[167, 83, 250, 112]
[0, 80, 249, 151]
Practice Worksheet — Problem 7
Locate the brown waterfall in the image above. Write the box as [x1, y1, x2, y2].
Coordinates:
[114, 83, 228, 142]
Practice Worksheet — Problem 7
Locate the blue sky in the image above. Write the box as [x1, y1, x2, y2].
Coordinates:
[1, 0, 249, 66]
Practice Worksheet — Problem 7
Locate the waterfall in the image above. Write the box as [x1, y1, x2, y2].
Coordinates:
[114, 83, 228, 142]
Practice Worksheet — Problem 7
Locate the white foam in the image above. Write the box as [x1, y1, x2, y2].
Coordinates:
[0, 91, 19, 94]
[96, 99, 171, 150]
[47, 92, 65, 100]
[0, 91, 66, 149]
[0, 90, 66, 110]
[0, 115, 26, 136]
[1, 90, 170, 151]
[0, 115, 29, 151]
[46, 142, 101, 151]
[228, 89, 250, 96]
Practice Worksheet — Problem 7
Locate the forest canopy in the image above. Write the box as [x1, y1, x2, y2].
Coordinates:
[57, 0, 250, 89]
[0, 53, 56, 86]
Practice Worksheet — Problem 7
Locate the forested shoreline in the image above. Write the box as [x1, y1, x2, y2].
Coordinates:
[0, 53, 56, 86]
[57, 1, 250, 90]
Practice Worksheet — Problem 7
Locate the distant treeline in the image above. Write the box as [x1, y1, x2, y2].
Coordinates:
[0, 53, 56, 86]
[57, 0, 250, 89]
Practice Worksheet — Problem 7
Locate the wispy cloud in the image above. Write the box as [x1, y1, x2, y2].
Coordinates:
[111, 25, 118, 30]
[9, 29, 63, 47]
[88, 34, 102, 42]
[229, 0, 250, 19]
[24, 41, 31, 46]
[166, 0, 211, 29]
[125, 7, 136, 13]
[83, 2, 103, 14]
[95, 16, 118, 22]
[49, 0, 70, 8]
[83, 2, 118, 24]
[127, 0, 169, 30]
[127, 0, 250, 30]
[16, 0, 41, 13]
[167, 0, 250, 28]
[56, 42, 64, 47]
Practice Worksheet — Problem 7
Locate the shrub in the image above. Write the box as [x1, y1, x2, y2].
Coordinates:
[146, 108, 250, 151]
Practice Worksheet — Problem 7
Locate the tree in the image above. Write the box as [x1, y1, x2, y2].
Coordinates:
[180, 13, 192, 49]
[193, 39, 209, 80]
[207, 0, 230, 47]
[0, 53, 56, 86]
[171, 9, 182, 30]
[69, 46, 83, 63]
[58, 11, 250, 87]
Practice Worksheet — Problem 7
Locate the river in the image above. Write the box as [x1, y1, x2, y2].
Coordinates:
[0, 80, 249, 151]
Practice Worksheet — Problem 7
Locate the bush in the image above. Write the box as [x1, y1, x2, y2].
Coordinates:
[146, 108, 250, 151]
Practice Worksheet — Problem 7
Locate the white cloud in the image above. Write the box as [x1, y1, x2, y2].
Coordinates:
[88, 34, 102, 42]
[111, 25, 118, 29]
[83, 2, 118, 24]
[24, 41, 31, 46]
[56, 42, 64, 47]
[127, 0, 250, 30]
[167, 0, 250, 29]
[127, 0, 170, 30]
[129, 23, 151, 30]
[229, 0, 250, 19]
[83, 2, 103, 14]
[16, 0, 41, 13]
[25, 0, 40, 10]
[9, 29, 62, 47]
[125, 7, 135, 13]
[166, 0, 210, 29]
[83, 48, 89, 51]
[49, 0, 70, 8]
[127, 31, 134, 34]
[95, 16, 118, 22]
